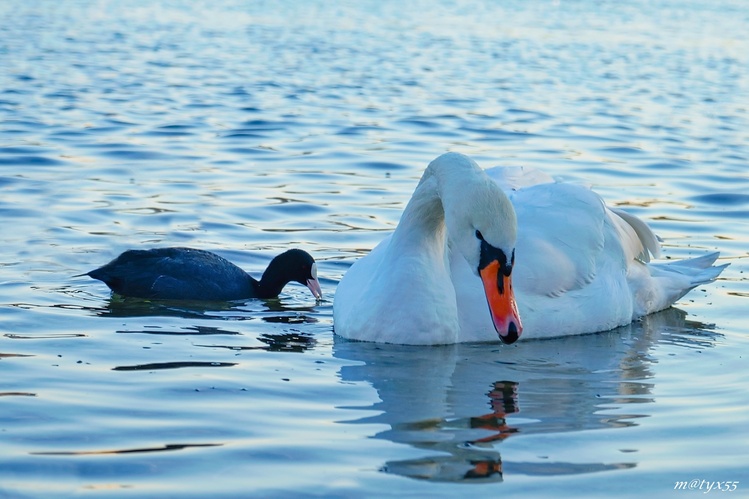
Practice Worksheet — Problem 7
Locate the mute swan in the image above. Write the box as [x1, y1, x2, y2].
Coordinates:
[333, 152, 726, 345]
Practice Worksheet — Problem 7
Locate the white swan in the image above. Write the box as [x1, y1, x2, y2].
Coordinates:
[333, 152, 728, 345]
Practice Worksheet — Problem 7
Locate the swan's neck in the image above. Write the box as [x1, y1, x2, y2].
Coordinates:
[390, 156, 489, 255]
[390, 174, 447, 255]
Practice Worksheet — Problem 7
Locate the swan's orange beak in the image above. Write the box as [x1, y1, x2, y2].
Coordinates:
[479, 260, 522, 344]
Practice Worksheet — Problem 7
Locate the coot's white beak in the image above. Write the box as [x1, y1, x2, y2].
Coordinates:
[306, 262, 323, 300]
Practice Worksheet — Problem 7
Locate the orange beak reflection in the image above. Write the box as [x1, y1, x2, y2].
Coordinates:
[479, 260, 522, 344]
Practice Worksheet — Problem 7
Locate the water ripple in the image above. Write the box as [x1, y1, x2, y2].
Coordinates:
[1, 0, 747, 496]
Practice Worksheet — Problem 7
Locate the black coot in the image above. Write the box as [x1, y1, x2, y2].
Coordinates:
[83, 247, 322, 301]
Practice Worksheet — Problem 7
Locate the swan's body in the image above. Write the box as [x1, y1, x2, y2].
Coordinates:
[334, 152, 727, 345]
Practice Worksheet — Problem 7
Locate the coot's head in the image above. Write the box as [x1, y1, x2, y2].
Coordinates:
[264, 249, 322, 300]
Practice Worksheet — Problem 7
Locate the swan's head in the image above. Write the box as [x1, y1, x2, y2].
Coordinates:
[435, 153, 523, 344]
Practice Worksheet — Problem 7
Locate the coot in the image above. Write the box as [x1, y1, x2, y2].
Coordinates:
[83, 247, 322, 301]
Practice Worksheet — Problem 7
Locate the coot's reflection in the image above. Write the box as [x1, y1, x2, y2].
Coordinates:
[334, 307, 720, 483]
[100, 296, 320, 355]
[92, 294, 319, 324]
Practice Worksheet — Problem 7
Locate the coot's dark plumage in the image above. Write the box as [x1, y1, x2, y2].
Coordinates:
[84, 247, 322, 301]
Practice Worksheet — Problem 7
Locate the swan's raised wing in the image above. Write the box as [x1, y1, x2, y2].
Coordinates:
[607, 207, 661, 263]
[507, 181, 606, 297]
[484, 164, 556, 191]
[485, 166, 661, 298]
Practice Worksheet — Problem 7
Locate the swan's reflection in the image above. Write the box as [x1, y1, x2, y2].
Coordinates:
[334, 307, 721, 483]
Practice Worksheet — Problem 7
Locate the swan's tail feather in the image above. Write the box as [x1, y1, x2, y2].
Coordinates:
[641, 252, 729, 316]
[658, 251, 728, 286]
[666, 251, 719, 269]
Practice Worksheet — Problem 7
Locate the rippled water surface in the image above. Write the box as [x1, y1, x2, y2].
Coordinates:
[2, 1, 748, 497]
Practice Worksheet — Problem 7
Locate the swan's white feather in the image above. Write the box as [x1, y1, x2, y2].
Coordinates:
[334, 154, 728, 344]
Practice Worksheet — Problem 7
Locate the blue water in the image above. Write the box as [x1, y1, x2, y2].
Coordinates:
[1, 1, 748, 497]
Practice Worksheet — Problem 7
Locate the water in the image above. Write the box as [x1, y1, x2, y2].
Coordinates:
[1, 1, 748, 497]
